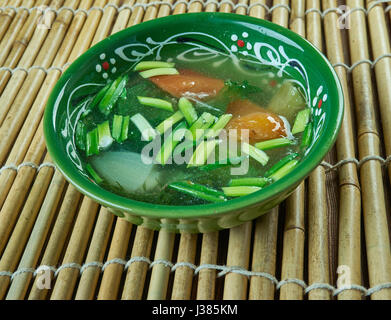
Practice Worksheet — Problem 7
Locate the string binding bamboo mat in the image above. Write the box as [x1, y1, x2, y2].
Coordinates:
[0, 0, 390, 301]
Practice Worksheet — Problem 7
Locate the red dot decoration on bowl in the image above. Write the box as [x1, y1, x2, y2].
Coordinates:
[237, 40, 245, 48]
[102, 61, 110, 71]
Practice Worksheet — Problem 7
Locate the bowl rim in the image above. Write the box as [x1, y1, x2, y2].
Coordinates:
[44, 12, 344, 219]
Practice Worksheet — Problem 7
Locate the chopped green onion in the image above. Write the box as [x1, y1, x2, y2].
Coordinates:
[82, 83, 111, 117]
[75, 121, 86, 151]
[139, 67, 179, 79]
[155, 121, 187, 165]
[204, 114, 233, 139]
[137, 96, 174, 112]
[222, 186, 262, 197]
[97, 120, 114, 149]
[241, 142, 269, 166]
[265, 153, 299, 177]
[178, 97, 198, 125]
[229, 177, 270, 188]
[189, 112, 217, 140]
[300, 122, 313, 149]
[156, 111, 184, 134]
[172, 139, 196, 157]
[121, 115, 130, 142]
[168, 181, 227, 203]
[130, 113, 158, 141]
[292, 108, 311, 134]
[269, 159, 299, 181]
[134, 61, 175, 71]
[112, 115, 123, 142]
[199, 155, 248, 171]
[86, 164, 103, 184]
[187, 139, 220, 167]
[86, 128, 99, 157]
[99, 75, 128, 116]
[255, 137, 295, 151]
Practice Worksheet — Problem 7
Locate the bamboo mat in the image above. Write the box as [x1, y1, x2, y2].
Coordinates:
[0, 0, 390, 301]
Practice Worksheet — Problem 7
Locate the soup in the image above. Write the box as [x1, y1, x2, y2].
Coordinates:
[73, 58, 312, 206]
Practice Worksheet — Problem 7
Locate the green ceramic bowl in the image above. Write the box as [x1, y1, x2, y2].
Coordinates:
[44, 12, 343, 233]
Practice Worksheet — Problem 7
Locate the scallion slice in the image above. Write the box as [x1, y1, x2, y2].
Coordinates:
[292, 108, 311, 134]
[204, 114, 233, 139]
[86, 128, 99, 157]
[255, 137, 295, 151]
[130, 113, 158, 141]
[112, 115, 123, 142]
[121, 116, 130, 142]
[99, 75, 128, 116]
[139, 67, 179, 79]
[97, 120, 114, 149]
[265, 153, 299, 177]
[168, 181, 227, 203]
[222, 186, 262, 197]
[187, 139, 220, 167]
[75, 121, 86, 151]
[155, 121, 187, 165]
[178, 97, 198, 126]
[189, 112, 216, 140]
[137, 96, 174, 112]
[241, 142, 269, 166]
[229, 177, 270, 188]
[300, 122, 313, 149]
[269, 160, 299, 181]
[156, 111, 184, 134]
[134, 61, 175, 71]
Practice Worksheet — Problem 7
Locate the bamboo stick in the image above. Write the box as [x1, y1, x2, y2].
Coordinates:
[0, 0, 22, 41]
[272, 0, 306, 301]
[279, 183, 306, 300]
[171, 232, 198, 300]
[366, 0, 391, 180]
[0, 0, 94, 256]
[346, 0, 391, 300]
[110, 0, 135, 34]
[147, 230, 175, 300]
[249, 208, 279, 300]
[218, 0, 252, 301]
[222, 222, 252, 300]
[0, 0, 35, 66]
[97, 0, 169, 300]
[127, 0, 148, 27]
[0, 123, 46, 255]
[0, 156, 54, 299]
[67, 0, 108, 62]
[0, 0, 63, 95]
[4, 170, 66, 300]
[322, 0, 362, 300]
[187, 0, 202, 12]
[45, 0, 115, 300]
[204, 0, 217, 12]
[50, 198, 100, 300]
[74, 208, 114, 300]
[121, 227, 155, 300]
[0, 0, 80, 143]
[305, 0, 331, 300]
[0, 5, 56, 96]
[97, 218, 133, 300]
[157, 0, 173, 17]
[245, 0, 280, 301]
[172, 0, 187, 14]
[196, 232, 219, 300]
[28, 185, 82, 300]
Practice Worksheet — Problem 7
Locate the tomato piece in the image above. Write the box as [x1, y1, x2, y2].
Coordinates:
[149, 69, 225, 99]
[225, 99, 287, 144]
